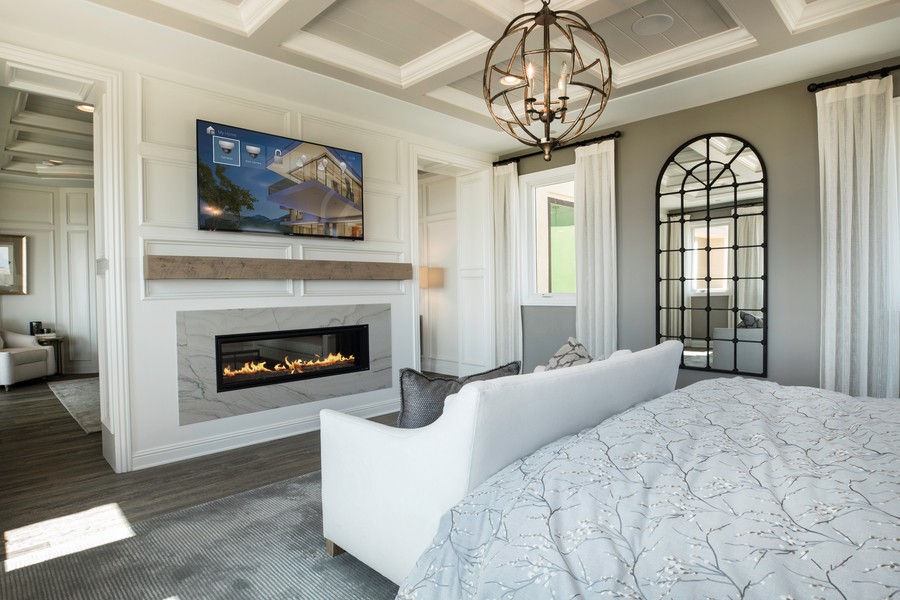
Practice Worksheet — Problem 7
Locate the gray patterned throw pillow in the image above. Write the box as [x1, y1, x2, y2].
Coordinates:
[545, 337, 593, 370]
[397, 362, 522, 429]
[737, 311, 764, 328]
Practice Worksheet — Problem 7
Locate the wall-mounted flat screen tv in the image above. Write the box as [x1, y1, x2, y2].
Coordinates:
[196, 119, 364, 240]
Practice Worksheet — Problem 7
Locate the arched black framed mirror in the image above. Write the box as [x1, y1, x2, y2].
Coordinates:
[656, 133, 767, 376]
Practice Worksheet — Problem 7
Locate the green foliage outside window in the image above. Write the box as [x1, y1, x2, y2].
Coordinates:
[548, 199, 575, 293]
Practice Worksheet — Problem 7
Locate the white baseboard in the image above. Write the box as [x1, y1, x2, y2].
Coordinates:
[420, 357, 458, 375]
[131, 397, 401, 471]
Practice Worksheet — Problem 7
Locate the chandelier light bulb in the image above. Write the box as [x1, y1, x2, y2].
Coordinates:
[558, 62, 569, 97]
[525, 62, 536, 98]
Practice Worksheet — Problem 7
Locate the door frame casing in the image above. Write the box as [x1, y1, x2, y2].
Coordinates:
[0, 41, 132, 472]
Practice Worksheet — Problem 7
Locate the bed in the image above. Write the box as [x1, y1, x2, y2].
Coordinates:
[397, 377, 900, 599]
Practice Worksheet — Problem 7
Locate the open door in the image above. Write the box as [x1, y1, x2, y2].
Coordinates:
[413, 149, 493, 377]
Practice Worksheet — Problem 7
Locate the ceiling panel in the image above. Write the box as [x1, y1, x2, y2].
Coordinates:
[594, 0, 737, 64]
[303, 0, 468, 65]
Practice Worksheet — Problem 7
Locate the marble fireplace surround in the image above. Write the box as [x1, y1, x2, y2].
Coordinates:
[177, 304, 391, 425]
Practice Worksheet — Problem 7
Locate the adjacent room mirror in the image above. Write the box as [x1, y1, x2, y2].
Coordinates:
[656, 133, 767, 376]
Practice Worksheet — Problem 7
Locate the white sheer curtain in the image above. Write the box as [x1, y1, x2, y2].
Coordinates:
[734, 206, 764, 322]
[816, 77, 900, 397]
[659, 217, 688, 339]
[492, 162, 522, 364]
[574, 140, 617, 358]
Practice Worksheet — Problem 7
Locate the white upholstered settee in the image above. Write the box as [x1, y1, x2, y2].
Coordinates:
[0, 329, 57, 391]
[320, 340, 684, 584]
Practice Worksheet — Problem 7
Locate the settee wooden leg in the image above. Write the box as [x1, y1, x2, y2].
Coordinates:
[324, 538, 345, 557]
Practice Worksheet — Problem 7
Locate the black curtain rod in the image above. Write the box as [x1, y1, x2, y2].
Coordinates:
[493, 130, 622, 167]
[807, 63, 900, 92]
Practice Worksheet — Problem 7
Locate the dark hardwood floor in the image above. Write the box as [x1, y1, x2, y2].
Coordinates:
[0, 375, 396, 561]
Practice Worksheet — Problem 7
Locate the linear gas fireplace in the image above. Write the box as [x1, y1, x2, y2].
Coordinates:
[215, 324, 369, 392]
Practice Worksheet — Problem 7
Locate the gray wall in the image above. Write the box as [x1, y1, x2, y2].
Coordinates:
[516, 58, 900, 389]
[522, 306, 575, 372]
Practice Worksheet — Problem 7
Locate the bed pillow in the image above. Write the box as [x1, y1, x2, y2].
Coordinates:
[545, 337, 594, 370]
[397, 361, 521, 429]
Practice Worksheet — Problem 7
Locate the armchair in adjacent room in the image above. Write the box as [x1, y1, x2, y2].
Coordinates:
[0, 329, 57, 391]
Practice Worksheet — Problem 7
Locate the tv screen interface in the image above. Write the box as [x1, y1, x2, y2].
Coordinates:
[196, 120, 364, 240]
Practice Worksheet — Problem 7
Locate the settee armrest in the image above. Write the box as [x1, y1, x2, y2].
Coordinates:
[320, 405, 477, 585]
[2, 330, 42, 348]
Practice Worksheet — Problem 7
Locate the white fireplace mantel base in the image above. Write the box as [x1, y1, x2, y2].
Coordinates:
[176, 304, 391, 425]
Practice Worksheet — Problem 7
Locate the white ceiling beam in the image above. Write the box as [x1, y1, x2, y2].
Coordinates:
[770, 0, 896, 33]
[3, 160, 94, 177]
[614, 29, 758, 87]
[139, 0, 290, 36]
[281, 32, 403, 86]
[9, 122, 92, 144]
[401, 32, 494, 88]
[283, 30, 494, 91]
[246, 0, 339, 51]
[7, 140, 93, 162]
[11, 111, 93, 136]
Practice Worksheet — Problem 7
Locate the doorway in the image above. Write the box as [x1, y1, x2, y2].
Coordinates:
[412, 148, 494, 377]
[0, 43, 131, 472]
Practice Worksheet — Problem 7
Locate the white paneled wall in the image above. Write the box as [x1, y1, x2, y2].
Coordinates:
[0, 25, 495, 471]
[129, 74, 421, 468]
[456, 171, 494, 376]
[0, 182, 98, 374]
[419, 175, 458, 375]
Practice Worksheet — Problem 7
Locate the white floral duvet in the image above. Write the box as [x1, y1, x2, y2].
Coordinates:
[397, 378, 900, 599]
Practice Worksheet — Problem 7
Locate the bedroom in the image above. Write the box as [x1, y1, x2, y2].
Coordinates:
[0, 0, 898, 597]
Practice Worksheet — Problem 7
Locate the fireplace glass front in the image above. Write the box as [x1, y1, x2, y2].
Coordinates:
[215, 325, 369, 392]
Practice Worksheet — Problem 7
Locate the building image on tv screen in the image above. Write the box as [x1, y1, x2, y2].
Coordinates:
[196, 120, 364, 240]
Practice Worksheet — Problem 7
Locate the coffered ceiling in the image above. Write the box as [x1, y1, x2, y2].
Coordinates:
[0, 86, 94, 184]
[83, 0, 900, 128]
[3, 0, 900, 183]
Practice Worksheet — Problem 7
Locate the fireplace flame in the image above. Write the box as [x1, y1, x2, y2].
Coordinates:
[223, 352, 355, 378]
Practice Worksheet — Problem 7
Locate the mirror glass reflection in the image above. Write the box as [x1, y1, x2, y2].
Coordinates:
[656, 134, 767, 375]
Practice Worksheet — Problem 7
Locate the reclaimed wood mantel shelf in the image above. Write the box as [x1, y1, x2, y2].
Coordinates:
[144, 255, 413, 281]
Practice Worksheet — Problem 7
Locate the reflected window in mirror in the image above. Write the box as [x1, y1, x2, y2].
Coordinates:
[656, 134, 767, 376]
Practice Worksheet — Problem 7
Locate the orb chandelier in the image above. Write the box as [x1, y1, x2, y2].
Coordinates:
[483, 0, 613, 161]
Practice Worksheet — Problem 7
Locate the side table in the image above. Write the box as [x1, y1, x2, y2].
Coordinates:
[37, 337, 65, 375]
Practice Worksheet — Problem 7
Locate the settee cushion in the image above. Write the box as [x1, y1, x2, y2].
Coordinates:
[4, 347, 48, 366]
[397, 362, 521, 429]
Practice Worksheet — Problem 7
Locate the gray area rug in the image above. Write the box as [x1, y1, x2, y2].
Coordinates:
[47, 377, 101, 433]
[0, 470, 399, 600]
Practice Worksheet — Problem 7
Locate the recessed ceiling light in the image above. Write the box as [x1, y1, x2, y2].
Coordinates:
[76, 103, 95, 113]
[500, 75, 523, 86]
[632, 14, 674, 36]
[44, 159, 64, 166]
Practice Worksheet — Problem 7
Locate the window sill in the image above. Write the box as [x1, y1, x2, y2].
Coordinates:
[521, 293, 576, 307]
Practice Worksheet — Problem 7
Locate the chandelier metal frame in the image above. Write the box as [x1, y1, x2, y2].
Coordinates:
[483, 0, 613, 160]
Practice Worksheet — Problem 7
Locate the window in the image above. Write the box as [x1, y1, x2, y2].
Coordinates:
[689, 221, 730, 294]
[520, 165, 576, 305]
